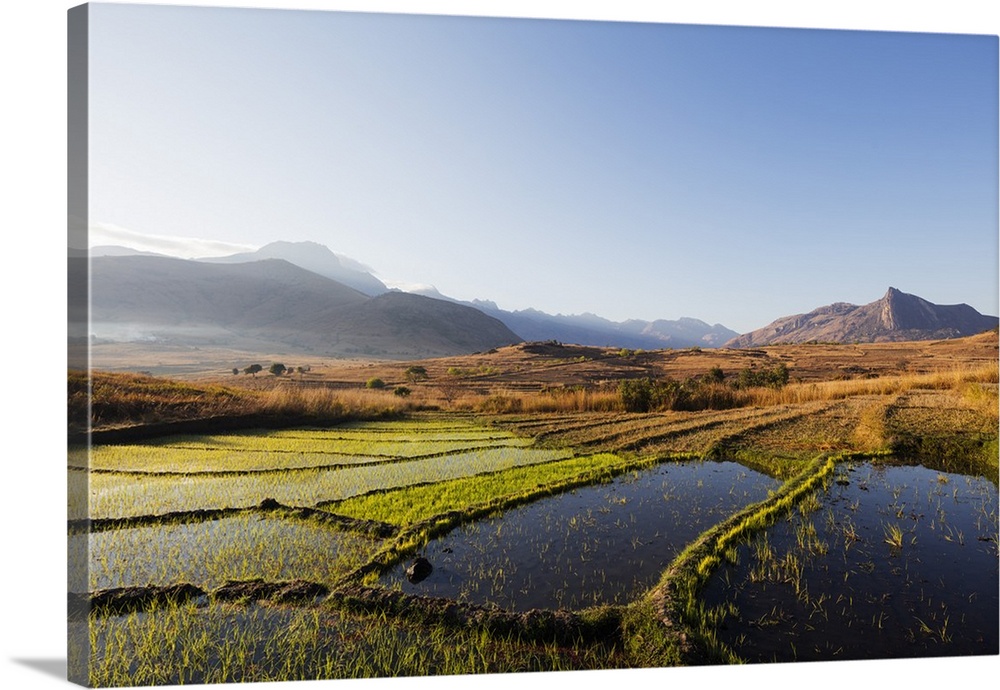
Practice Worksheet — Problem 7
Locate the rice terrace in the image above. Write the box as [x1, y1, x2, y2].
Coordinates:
[68, 333, 999, 685]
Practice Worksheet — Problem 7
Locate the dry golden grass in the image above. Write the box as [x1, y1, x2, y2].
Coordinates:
[738, 363, 998, 408]
[429, 362, 999, 419]
[72, 370, 419, 433]
[253, 385, 416, 418]
[851, 398, 893, 451]
[75, 333, 998, 451]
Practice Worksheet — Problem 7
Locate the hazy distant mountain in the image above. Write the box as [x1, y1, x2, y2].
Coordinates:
[190, 239, 738, 349]
[90, 245, 172, 258]
[411, 287, 737, 349]
[726, 287, 999, 347]
[86, 255, 520, 358]
[84, 239, 738, 353]
[202, 241, 389, 296]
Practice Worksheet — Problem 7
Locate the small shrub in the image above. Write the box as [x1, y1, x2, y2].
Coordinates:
[704, 367, 725, 384]
[405, 366, 428, 382]
[365, 377, 386, 390]
[393, 386, 411, 397]
[619, 378, 656, 413]
[734, 363, 789, 389]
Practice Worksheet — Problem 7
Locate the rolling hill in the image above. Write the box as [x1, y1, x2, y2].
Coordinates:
[86, 255, 521, 358]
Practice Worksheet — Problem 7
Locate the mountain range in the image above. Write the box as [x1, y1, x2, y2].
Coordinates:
[89, 242, 738, 352]
[725, 287, 999, 347]
[408, 286, 738, 349]
[85, 254, 520, 358]
[85, 242, 998, 358]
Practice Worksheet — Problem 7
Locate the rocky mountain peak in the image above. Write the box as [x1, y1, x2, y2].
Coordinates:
[726, 288, 996, 347]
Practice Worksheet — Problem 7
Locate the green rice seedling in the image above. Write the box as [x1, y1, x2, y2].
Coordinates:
[89, 423, 537, 474]
[86, 598, 614, 686]
[883, 522, 905, 550]
[86, 514, 380, 591]
[634, 451, 839, 663]
[324, 453, 628, 526]
[88, 443, 573, 519]
[915, 613, 952, 644]
[88, 444, 396, 474]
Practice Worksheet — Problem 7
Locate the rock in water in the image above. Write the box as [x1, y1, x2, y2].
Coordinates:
[405, 557, 433, 583]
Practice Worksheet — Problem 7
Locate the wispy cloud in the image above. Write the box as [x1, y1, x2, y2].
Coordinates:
[89, 222, 258, 258]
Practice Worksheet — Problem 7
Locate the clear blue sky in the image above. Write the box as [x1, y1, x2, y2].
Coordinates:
[85, 1, 998, 333]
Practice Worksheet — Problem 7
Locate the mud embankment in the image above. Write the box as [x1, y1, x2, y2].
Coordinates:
[70, 498, 399, 539]
[69, 579, 330, 619]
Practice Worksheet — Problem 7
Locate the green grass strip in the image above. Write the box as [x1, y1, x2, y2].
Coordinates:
[326, 453, 631, 526]
[341, 451, 699, 585]
[629, 450, 875, 665]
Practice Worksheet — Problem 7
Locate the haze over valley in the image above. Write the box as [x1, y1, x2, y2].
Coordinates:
[84, 241, 998, 368]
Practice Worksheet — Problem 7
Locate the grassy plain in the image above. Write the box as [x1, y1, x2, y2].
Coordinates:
[71, 331, 998, 684]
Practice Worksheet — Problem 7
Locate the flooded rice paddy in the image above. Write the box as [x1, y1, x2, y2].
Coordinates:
[81, 600, 596, 686]
[380, 460, 783, 610]
[81, 424, 572, 519]
[81, 514, 380, 591]
[76, 415, 999, 677]
[700, 460, 999, 662]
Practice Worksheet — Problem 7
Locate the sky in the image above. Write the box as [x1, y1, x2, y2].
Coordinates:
[81, 2, 999, 334]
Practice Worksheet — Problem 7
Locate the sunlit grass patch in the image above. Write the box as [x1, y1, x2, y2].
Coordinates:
[83, 444, 389, 473]
[325, 453, 630, 526]
[81, 420, 537, 474]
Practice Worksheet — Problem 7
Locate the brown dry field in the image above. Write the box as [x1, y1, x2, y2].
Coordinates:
[89, 329, 1000, 388]
[81, 332, 998, 477]
[301, 331, 999, 391]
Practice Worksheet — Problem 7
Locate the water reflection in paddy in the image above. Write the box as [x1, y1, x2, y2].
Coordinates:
[701, 461, 999, 662]
[381, 460, 781, 611]
[83, 515, 378, 590]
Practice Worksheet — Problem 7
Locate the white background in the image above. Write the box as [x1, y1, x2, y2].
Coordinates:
[1, 2, 997, 689]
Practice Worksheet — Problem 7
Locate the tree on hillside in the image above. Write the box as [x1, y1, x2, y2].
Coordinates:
[405, 365, 428, 383]
[244, 364, 263, 377]
[619, 378, 655, 413]
[269, 363, 287, 376]
[734, 363, 789, 389]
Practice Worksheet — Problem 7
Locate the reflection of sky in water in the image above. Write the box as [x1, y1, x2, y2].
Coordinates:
[702, 461, 999, 662]
[381, 460, 781, 611]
